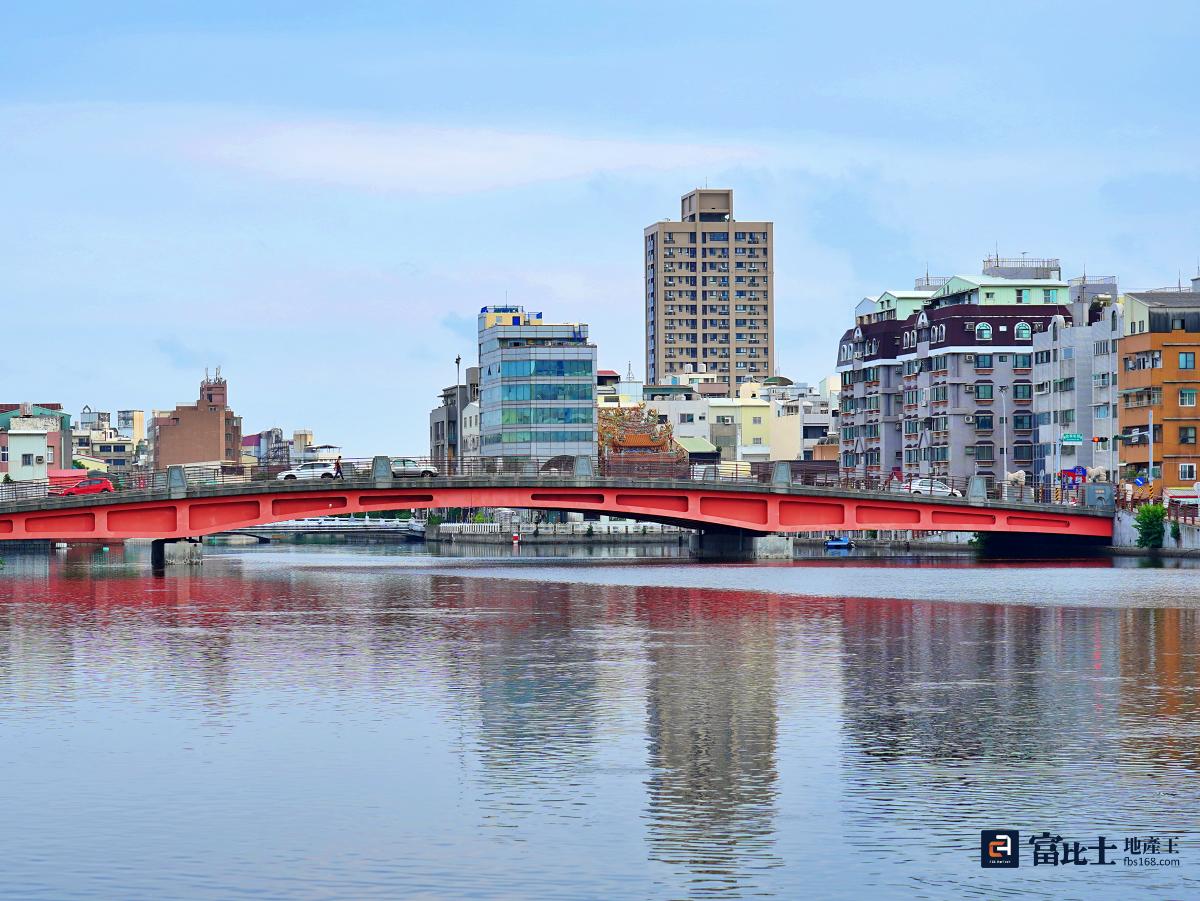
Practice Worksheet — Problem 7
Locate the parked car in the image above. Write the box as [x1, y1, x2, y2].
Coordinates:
[276, 461, 338, 481]
[391, 458, 439, 478]
[893, 477, 962, 497]
[51, 476, 115, 496]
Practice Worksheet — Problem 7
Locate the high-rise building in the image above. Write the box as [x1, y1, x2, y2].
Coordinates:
[478, 305, 597, 460]
[1030, 276, 1122, 487]
[836, 258, 1075, 485]
[644, 189, 773, 395]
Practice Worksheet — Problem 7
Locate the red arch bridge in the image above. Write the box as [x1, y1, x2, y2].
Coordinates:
[0, 456, 1114, 552]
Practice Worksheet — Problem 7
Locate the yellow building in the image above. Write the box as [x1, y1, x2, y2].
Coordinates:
[709, 382, 771, 461]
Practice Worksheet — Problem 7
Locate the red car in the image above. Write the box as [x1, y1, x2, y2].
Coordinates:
[52, 476, 115, 496]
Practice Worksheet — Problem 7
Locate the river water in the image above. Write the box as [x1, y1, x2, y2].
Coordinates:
[1, 542, 1199, 899]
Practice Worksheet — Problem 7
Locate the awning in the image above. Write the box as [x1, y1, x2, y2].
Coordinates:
[675, 436, 717, 453]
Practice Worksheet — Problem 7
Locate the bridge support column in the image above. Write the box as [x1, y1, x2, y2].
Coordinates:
[691, 530, 792, 562]
[151, 538, 203, 567]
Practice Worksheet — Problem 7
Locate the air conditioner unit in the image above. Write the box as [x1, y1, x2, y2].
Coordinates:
[35, 455, 45, 464]
[964, 354, 975, 363]
[965, 447, 976, 456]
[964, 415, 975, 424]
[964, 385, 975, 393]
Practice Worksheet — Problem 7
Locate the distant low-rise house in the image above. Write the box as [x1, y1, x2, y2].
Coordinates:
[0, 403, 75, 482]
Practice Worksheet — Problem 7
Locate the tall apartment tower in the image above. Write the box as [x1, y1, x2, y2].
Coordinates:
[644, 189, 773, 395]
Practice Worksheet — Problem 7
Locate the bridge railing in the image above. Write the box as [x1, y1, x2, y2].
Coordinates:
[0, 454, 1098, 510]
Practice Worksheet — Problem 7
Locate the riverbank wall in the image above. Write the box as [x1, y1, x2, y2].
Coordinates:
[1111, 509, 1200, 557]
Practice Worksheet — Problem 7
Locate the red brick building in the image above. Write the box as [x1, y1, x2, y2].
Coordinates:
[152, 373, 243, 469]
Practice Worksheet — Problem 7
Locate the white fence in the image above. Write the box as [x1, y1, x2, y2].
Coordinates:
[437, 522, 689, 537]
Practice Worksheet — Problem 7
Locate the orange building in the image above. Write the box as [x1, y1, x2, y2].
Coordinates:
[1119, 285, 1200, 491]
[152, 372, 243, 469]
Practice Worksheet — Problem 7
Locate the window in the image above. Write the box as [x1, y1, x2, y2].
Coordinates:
[1181, 389, 1197, 407]
[1181, 352, 1196, 370]
[1015, 289, 1028, 303]
[1012, 383, 1033, 400]
[975, 444, 995, 462]
[1043, 289, 1058, 303]
[752, 437, 763, 445]
[1013, 413, 1033, 430]
[975, 413, 994, 430]
[1181, 464, 1197, 481]
[1182, 427, 1197, 445]
[975, 354, 993, 368]
[975, 383, 994, 400]
[752, 416, 763, 425]
[21, 454, 33, 466]
[1014, 322, 1032, 340]
[975, 323, 992, 341]
[1173, 318, 1186, 330]
[500, 359, 594, 378]
[679, 413, 694, 423]
[1014, 354, 1032, 368]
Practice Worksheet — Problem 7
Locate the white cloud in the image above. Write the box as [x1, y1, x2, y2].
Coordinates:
[191, 119, 764, 194]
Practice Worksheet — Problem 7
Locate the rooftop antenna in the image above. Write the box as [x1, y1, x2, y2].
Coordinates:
[626, 360, 636, 382]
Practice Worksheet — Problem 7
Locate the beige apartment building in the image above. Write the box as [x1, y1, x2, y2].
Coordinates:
[644, 188, 773, 396]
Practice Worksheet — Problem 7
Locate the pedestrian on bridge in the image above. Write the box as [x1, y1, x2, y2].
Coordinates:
[334, 456, 344, 480]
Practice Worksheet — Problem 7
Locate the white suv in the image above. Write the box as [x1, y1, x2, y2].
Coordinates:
[277, 461, 338, 481]
[895, 478, 962, 497]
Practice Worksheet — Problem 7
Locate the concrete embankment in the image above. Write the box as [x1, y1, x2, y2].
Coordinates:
[1110, 509, 1200, 557]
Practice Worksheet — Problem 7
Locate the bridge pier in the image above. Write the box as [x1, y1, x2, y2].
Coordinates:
[151, 538, 203, 568]
[691, 529, 792, 562]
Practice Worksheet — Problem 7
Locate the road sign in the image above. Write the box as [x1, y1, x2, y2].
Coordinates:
[1062, 433, 1083, 445]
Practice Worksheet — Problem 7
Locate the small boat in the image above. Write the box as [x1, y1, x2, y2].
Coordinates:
[823, 535, 854, 550]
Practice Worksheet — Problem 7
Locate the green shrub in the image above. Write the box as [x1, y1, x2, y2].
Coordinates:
[1135, 503, 1166, 549]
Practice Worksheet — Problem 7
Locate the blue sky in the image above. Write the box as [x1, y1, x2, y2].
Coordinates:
[3, 2, 1200, 454]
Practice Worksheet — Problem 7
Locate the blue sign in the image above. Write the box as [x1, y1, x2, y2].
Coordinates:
[1073, 466, 1087, 475]
[1134, 476, 1148, 486]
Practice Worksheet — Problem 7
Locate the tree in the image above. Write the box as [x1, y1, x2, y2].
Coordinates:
[1134, 503, 1165, 549]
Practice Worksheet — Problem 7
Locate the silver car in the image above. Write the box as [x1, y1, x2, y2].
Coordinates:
[391, 458, 439, 478]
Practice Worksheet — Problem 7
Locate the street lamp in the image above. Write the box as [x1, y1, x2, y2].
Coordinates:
[455, 354, 462, 475]
[998, 385, 1009, 497]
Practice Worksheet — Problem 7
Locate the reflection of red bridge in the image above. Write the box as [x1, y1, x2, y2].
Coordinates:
[0, 457, 1114, 542]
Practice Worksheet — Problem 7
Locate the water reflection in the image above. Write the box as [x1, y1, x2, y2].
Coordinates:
[639, 588, 781, 895]
[1, 549, 1199, 898]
